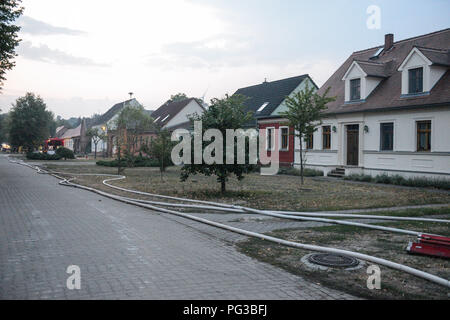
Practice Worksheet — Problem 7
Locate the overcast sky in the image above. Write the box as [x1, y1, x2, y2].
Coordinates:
[0, 0, 449, 118]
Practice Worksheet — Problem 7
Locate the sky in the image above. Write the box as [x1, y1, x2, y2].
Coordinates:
[0, 0, 449, 118]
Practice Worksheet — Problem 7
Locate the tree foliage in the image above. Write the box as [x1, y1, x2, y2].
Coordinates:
[180, 94, 255, 193]
[56, 147, 75, 160]
[9, 93, 54, 150]
[0, 112, 10, 143]
[113, 103, 153, 173]
[141, 128, 174, 176]
[0, 0, 23, 91]
[115, 104, 153, 155]
[86, 127, 106, 159]
[167, 93, 188, 103]
[279, 83, 335, 184]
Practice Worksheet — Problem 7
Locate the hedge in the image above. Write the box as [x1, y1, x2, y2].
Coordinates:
[344, 173, 450, 190]
[278, 167, 324, 177]
[96, 155, 170, 168]
[26, 152, 62, 160]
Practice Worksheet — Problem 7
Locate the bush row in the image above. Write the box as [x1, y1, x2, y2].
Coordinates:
[96, 155, 169, 168]
[26, 147, 75, 161]
[278, 167, 324, 177]
[343, 173, 450, 190]
[26, 152, 62, 160]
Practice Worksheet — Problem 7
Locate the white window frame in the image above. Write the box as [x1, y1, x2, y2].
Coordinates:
[266, 127, 275, 151]
[279, 126, 289, 151]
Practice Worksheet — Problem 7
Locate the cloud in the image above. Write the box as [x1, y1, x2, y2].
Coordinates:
[18, 41, 108, 67]
[18, 16, 86, 36]
[147, 35, 260, 69]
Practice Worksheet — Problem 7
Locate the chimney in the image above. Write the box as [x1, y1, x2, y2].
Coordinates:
[384, 33, 394, 51]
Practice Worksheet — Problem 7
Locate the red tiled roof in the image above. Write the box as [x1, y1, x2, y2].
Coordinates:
[319, 28, 450, 115]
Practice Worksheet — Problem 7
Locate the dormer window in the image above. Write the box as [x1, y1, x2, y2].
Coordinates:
[350, 79, 361, 101]
[342, 61, 385, 103]
[398, 47, 448, 96]
[408, 67, 423, 94]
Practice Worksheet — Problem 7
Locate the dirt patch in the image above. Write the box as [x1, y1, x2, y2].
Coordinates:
[237, 220, 450, 300]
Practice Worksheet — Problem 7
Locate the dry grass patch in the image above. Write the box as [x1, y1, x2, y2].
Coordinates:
[42, 164, 450, 212]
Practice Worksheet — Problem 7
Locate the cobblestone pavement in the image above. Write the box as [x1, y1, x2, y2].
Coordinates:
[0, 156, 357, 300]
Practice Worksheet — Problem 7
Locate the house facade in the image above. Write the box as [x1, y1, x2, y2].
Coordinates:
[90, 98, 142, 157]
[107, 98, 204, 156]
[57, 119, 88, 154]
[301, 29, 450, 179]
[234, 75, 318, 166]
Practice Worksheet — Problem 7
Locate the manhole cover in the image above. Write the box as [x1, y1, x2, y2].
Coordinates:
[307, 253, 359, 268]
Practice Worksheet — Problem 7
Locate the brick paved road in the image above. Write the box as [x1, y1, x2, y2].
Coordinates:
[0, 156, 356, 299]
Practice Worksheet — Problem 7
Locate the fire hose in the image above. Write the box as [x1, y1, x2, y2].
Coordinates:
[9, 159, 450, 288]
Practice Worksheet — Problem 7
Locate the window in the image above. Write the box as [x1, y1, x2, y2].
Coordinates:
[322, 126, 331, 150]
[409, 68, 423, 94]
[306, 133, 314, 150]
[350, 79, 361, 101]
[257, 102, 269, 112]
[380, 123, 394, 151]
[417, 120, 431, 151]
[280, 127, 289, 150]
[266, 128, 274, 151]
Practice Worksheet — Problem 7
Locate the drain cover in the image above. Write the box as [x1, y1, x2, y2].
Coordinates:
[307, 253, 359, 268]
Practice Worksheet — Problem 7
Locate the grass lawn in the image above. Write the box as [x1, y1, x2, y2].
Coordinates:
[42, 164, 450, 212]
[237, 207, 450, 300]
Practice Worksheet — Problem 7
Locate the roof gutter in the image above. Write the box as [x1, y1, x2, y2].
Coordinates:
[323, 101, 450, 116]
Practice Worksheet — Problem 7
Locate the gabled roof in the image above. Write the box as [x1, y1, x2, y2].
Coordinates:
[353, 60, 392, 78]
[91, 98, 137, 127]
[416, 46, 450, 67]
[318, 28, 450, 115]
[234, 75, 315, 120]
[60, 124, 81, 139]
[55, 126, 68, 138]
[151, 98, 201, 127]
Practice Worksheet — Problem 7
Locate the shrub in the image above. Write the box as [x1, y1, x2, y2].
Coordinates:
[96, 155, 170, 168]
[374, 174, 391, 184]
[344, 172, 450, 190]
[278, 167, 324, 177]
[56, 147, 75, 160]
[26, 152, 61, 160]
[344, 174, 373, 182]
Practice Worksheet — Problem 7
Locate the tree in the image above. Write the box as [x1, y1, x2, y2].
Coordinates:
[9, 93, 54, 151]
[0, 0, 23, 91]
[141, 128, 174, 180]
[167, 93, 188, 103]
[86, 127, 106, 159]
[180, 94, 255, 193]
[113, 103, 153, 173]
[279, 84, 336, 185]
[0, 112, 11, 143]
[115, 104, 153, 156]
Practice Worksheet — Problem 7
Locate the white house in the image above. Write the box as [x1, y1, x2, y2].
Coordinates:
[90, 98, 142, 156]
[298, 29, 450, 180]
[151, 98, 205, 131]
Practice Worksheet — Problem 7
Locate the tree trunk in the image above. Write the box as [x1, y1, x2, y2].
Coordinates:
[94, 144, 97, 159]
[221, 180, 226, 193]
[160, 154, 164, 182]
[300, 137, 304, 185]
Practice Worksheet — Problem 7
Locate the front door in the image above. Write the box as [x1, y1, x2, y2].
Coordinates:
[346, 125, 359, 166]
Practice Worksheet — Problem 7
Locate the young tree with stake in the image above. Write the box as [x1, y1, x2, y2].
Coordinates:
[279, 84, 335, 185]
